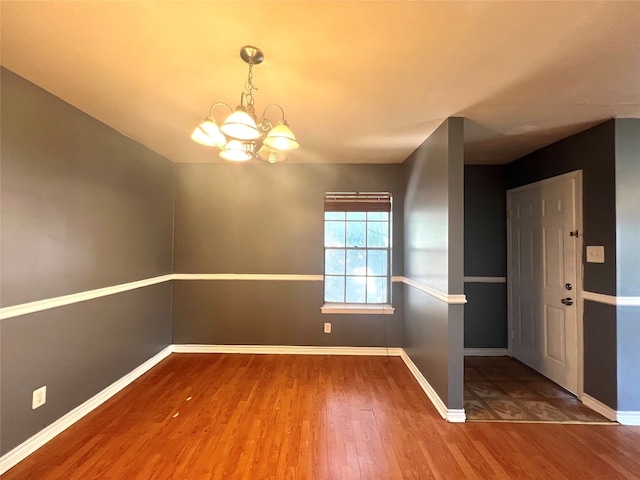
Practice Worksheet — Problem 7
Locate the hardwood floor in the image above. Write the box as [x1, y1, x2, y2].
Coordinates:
[5, 354, 640, 479]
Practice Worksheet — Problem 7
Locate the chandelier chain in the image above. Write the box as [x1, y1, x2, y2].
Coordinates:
[244, 63, 258, 109]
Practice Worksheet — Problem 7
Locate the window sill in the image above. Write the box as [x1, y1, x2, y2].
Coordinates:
[321, 304, 395, 315]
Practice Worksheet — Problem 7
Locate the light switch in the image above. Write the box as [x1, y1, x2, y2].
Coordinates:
[586, 246, 605, 263]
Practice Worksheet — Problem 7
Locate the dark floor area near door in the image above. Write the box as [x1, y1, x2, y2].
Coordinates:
[464, 356, 615, 423]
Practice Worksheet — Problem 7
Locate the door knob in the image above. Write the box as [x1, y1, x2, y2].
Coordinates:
[561, 297, 574, 306]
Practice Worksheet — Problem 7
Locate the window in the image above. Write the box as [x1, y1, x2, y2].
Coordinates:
[323, 192, 392, 306]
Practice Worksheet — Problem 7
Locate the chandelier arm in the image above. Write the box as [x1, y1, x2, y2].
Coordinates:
[208, 102, 233, 118]
[261, 104, 286, 123]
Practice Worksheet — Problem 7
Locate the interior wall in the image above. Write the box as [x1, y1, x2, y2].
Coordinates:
[402, 117, 465, 409]
[172, 163, 404, 347]
[506, 120, 618, 408]
[614, 119, 640, 413]
[463, 165, 507, 349]
[3, 63, 633, 460]
[506, 121, 617, 295]
[0, 68, 175, 454]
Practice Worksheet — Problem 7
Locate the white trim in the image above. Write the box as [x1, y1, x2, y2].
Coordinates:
[575, 171, 585, 400]
[399, 350, 466, 423]
[581, 394, 640, 425]
[0, 273, 418, 322]
[617, 297, 640, 307]
[172, 344, 404, 356]
[399, 276, 467, 305]
[321, 304, 396, 315]
[463, 276, 507, 283]
[617, 411, 640, 426]
[445, 410, 467, 423]
[172, 273, 324, 281]
[0, 275, 173, 321]
[582, 292, 617, 306]
[464, 348, 509, 356]
[0, 346, 172, 476]
[583, 291, 640, 307]
[581, 393, 618, 422]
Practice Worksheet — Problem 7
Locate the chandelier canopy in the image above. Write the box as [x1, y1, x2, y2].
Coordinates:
[191, 46, 299, 163]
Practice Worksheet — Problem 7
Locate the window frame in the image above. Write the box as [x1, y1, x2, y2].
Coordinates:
[322, 192, 395, 314]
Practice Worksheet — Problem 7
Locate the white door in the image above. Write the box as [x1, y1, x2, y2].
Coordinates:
[508, 172, 581, 394]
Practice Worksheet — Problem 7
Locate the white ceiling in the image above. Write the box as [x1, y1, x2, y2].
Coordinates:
[1, 1, 639, 165]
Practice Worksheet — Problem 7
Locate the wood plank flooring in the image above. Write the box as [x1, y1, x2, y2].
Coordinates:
[4, 354, 640, 479]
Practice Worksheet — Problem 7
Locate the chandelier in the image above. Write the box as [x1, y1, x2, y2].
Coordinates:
[191, 46, 299, 163]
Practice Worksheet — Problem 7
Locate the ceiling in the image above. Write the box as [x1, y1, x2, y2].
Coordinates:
[1, 1, 639, 165]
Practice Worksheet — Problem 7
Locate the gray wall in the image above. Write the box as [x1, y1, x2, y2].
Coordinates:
[582, 302, 617, 408]
[463, 165, 507, 349]
[1, 71, 174, 306]
[507, 120, 617, 296]
[614, 119, 640, 412]
[1, 284, 172, 453]
[173, 281, 403, 347]
[402, 117, 465, 409]
[172, 163, 404, 347]
[506, 119, 640, 411]
[0, 68, 174, 454]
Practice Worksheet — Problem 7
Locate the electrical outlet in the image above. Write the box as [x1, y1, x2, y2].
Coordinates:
[32, 386, 47, 409]
[324, 322, 332, 334]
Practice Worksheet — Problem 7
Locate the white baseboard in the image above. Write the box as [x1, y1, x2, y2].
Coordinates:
[0, 346, 173, 476]
[581, 393, 617, 422]
[445, 409, 467, 423]
[464, 348, 509, 357]
[172, 344, 404, 356]
[399, 350, 466, 423]
[579, 394, 640, 425]
[617, 411, 640, 426]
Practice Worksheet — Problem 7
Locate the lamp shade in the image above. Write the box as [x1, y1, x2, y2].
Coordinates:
[257, 145, 287, 163]
[191, 117, 227, 147]
[219, 140, 252, 161]
[263, 122, 299, 151]
[220, 110, 260, 141]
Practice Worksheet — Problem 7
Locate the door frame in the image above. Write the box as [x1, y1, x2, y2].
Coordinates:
[506, 170, 584, 398]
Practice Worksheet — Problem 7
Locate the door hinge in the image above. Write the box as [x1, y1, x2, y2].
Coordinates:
[569, 230, 579, 237]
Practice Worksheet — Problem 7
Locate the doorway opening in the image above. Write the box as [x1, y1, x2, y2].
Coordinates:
[507, 170, 584, 395]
